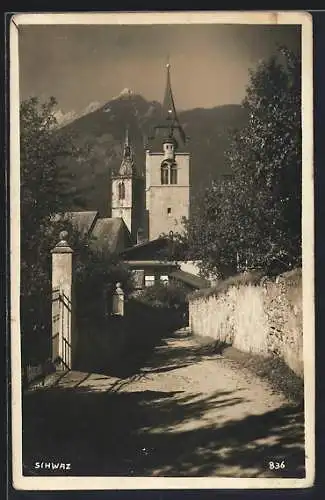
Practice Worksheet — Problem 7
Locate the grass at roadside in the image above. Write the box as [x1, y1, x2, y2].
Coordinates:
[192, 334, 304, 406]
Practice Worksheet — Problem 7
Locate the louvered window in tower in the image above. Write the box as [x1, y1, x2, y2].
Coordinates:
[170, 162, 178, 184]
[118, 181, 125, 200]
[161, 162, 169, 185]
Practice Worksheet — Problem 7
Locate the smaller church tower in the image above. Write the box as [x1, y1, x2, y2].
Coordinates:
[111, 127, 144, 242]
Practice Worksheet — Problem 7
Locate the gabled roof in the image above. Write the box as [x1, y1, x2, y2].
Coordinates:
[52, 211, 132, 254]
[119, 236, 170, 260]
[51, 211, 99, 237]
[169, 270, 211, 289]
[90, 217, 132, 254]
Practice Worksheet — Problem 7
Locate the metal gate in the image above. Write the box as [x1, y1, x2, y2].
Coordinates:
[52, 287, 72, 369]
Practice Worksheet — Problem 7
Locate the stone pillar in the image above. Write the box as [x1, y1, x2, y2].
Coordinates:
[112, 282, 124, 316]
[51, 231, 74, 370]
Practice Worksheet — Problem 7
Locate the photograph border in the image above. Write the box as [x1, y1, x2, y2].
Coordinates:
[9, 10, 315, 491]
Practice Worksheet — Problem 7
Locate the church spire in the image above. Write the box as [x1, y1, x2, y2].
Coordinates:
[125, 125, 130, 148]
[163, 62, 178, 124]
[152, 61, 186, 145]
[118, 125, 134, 176]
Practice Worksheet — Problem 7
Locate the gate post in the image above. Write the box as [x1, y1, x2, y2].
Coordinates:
[51, 231, 74, 370]
[112, 282, 124, 316]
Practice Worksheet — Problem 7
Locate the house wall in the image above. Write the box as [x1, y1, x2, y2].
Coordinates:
[129, 264, 177, 290]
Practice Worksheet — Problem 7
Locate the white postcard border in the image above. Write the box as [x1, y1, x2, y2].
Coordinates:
[10, 10, 315, 491]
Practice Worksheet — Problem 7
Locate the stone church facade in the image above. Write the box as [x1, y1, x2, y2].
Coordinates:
[55, 65, 209, 291]
[111, 63, 190, 243]
[111, 127, 145, 243]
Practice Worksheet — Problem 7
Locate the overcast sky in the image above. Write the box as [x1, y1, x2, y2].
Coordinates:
[19, 23, 301, 116]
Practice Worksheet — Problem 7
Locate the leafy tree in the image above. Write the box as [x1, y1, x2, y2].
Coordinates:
[181, 46, 302, 278]
[20, 96, 80, 369]
[20, 97, 131, 375]
[21, 97, 75, 264]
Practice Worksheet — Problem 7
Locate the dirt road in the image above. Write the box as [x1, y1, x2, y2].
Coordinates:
[23, 331, 305, 477]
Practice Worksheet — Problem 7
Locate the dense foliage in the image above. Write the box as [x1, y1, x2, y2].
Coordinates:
[136, 282, 189, 310]
[180, 47, 302, 278]
[20, 96, 76, 366]
[20, 97, 131, 369]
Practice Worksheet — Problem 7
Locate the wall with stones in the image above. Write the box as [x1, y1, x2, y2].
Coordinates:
[188, 269, 303, 378]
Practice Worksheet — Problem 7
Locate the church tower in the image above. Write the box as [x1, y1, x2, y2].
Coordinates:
[145, 63, 190, 240]
[111, 127, 144, 242]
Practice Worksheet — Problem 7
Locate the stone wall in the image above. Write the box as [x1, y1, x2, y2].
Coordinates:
[75, 297, 185, 377]
[188, 269, 303, 378]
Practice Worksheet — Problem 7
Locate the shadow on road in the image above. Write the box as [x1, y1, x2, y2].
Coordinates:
[139, 334, 224, 375]
[23, 380, 305, 477]
[74, 327, 219, 380]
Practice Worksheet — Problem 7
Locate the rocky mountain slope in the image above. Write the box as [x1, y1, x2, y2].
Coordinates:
[60, 91, 248, 216]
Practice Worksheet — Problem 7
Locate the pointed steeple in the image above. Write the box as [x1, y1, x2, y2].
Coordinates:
[124, 125, 130, 149]
[163, 63, 178, 123]
[118, 126, 134, 176]
[151, 62, 186, 145]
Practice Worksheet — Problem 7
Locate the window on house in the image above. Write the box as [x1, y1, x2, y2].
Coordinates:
[167, 207, 172, 216]
[161, 162, 169, 185]
[170, 162, 178, 184]
[160, 275, 169, 285]
[144, 275, 155, 287]
[118, 181, 125, 200]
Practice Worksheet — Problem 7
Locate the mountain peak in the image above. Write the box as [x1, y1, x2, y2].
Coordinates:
[112, 88, 133, 100]
[61, 101, 247, 216]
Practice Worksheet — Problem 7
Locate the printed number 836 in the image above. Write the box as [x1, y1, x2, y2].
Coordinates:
[268, 460, 286, 470]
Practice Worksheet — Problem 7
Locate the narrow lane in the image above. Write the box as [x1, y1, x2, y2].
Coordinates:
[23, 332, 305, 477]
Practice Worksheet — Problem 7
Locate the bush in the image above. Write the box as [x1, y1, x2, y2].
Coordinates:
[74, 243, 133, 326]
[136, 282, 188, 310]
[20, 219, 133, 370]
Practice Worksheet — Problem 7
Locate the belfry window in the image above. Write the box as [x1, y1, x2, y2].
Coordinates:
[161, 162, 169, 185]
[170, 162, 177, 184]
[118, 181, 125, 200]
[161, 160, 178, 185]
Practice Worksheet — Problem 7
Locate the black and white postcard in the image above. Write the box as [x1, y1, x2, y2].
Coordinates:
[10, 11, 314, 490]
